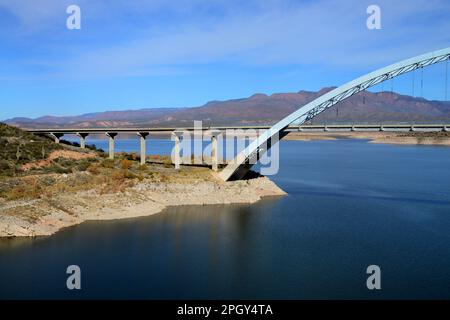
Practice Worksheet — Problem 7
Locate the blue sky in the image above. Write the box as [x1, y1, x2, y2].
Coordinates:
[0, 0, 449, 119]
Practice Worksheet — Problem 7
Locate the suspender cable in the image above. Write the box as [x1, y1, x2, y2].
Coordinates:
[412, 69, 415, 97]
[421, 67, 424, 97]
[445, 59, 448, 100]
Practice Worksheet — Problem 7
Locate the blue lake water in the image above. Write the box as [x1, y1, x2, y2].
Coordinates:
[1, 138, 450, 299]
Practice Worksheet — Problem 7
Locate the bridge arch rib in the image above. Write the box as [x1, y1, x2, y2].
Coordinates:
[219, 47, 450, 181]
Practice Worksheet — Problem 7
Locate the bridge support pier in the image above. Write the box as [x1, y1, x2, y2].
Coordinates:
[210, 130, 222, 172]
[172, 131, 183, 170]
[137, 132, 149, 165]
[106, 132, 118, 160]
[76, 132, 89, 148]
[443, 126, 449, 132]
[49, 133, 63, 144]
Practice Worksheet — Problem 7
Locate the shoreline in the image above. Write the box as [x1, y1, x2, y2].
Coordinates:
[284, 131, 450, 146]
[0, 174, 286, 238]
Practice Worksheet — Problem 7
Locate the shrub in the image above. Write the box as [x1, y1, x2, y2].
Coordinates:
[111, 170, 125, 181]
[120, 159, 132, 170]
[87, 163, 100, 174]
[124, 153, 138, 161]
[101, 159, 115, 168]
[6, 185, 27, 200]
[30, 179, 43, 198]
[163, 157, 173, 166]
[124, 170, 138, 179]
[76, 159, 93, 172]
[45, 163, 71, 174]
[138, 164, 148, 171]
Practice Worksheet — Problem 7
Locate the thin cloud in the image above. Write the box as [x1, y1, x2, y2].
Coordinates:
[1, 0, 449, 79]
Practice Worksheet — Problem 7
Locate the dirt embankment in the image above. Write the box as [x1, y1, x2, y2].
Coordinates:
[21, 150, 97, 171]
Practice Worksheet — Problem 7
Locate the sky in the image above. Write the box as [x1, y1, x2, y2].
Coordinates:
[0, 0, 449, 119]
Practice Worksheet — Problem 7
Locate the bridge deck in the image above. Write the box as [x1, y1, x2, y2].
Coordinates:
[26, 124, 450, 134]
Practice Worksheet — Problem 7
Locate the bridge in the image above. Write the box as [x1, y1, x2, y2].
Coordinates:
[26, 47, 450, 179]
[28, 123, 449, 169]
[219, 47, 450, 180]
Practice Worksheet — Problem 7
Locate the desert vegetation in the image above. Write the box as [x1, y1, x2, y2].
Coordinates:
[0, 123, 214, 202]
[0, 151, 213, 201]
[0, 123, 105, 177]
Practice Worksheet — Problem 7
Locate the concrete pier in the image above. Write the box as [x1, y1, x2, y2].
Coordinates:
[210, 130, 221, 172]
[137, 132, 149, 165]
[49, 133, 64, 143]
[76, 132, 89, 148]
[105, 132, 118, 160]
[172, 131, 183, 170]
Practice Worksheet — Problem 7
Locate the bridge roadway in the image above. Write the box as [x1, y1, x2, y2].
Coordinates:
[27, 123, 450, 169]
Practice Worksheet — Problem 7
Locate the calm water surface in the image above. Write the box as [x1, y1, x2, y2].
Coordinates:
[1, 139, 450, 299]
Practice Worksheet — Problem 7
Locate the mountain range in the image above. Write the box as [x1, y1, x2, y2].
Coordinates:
[4, 88, 450, 129]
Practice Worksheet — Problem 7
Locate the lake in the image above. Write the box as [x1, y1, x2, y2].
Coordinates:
[1, 138, 450, 299]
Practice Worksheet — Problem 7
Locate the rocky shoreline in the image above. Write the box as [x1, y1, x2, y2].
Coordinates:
[0, 175, 286, 238]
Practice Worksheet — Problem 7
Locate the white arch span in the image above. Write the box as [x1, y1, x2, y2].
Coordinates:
[219, 47, 450, 181]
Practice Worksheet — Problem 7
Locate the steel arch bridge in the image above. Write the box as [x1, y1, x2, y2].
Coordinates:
[219, 47, 450, 181]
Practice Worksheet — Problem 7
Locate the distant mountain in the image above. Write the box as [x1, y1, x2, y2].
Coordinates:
[5, 108, 183, 129]
[5, 89, 450, 128]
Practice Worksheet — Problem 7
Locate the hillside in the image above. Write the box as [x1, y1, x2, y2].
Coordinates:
[0, 123, 101, 177]
[4, 89, 450, 128]
[0, 123, 64, 176]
